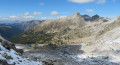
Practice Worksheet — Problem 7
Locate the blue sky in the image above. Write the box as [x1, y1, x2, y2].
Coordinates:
[0, 0, 120, 22]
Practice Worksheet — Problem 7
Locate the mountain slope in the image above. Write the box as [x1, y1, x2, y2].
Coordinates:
[33, 12, 85, 32]
[9, 12, 116, 45]
[18, 20, 43, 31]
[10, 12, 86, 44]
[0, 23, 23, 39]
[8, 20, 43, 31]
[0, 36, 43, 65]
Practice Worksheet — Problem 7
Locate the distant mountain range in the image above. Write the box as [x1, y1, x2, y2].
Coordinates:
[8, 20, 44, 31]
[0, 20, 43, 39]
[82, 14, 110, 22]
[0, 23, 23, 39]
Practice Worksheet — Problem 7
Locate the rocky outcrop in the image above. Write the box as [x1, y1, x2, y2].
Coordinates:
[0, 36, 43, 65]
[0, 60, 9, 65]
[0, 36, 23, 54]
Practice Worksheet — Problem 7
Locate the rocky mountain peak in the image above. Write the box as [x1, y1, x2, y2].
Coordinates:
[82, 14, 90, 17]
[117, 16, 120, 20]
[92, 14, 100, 18]
[70, 12, 83, 20]
[90, 14, 100, 21]
[73, 12, 80, 16]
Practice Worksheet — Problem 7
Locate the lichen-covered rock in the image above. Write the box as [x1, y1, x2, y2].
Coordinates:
[42, 60, 54, 65]
[0, 59, 9, 65]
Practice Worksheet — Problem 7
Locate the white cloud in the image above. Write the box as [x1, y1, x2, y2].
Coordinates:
[33, 12, 42, 15]
[40, 17, 55, 20]
[40, 17, 48, 20]
[40, 3, 44, 5]
[1, 18, 8, 20]
[22, 16, 34, 19]
[86, 9, 94, 13]
[0, 15, 35, 22]
[57, 16, 67, 18]
[97, 0, 106, 4]
[68, 0, 107, 4]
[9, 15, 34, 19]
[50, 11, 59, 15]
[9, 16, 17, 18]
[68, 0, 95, 3]
[0, 12, 38, 22]
[24, 12, 29, 16]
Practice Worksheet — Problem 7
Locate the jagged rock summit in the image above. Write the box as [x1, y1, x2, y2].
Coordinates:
[72, 12, 81, 16]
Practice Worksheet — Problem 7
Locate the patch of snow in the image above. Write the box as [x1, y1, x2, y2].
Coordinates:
[0, 44, 42, 65]
[0, 54, 6, 60]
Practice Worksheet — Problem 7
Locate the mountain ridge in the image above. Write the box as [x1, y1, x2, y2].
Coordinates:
[9, 12, 116, 45]
[8, 20, 43, 31]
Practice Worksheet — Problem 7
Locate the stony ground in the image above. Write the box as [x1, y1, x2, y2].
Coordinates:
[16, 44, 81, 65]
[15, 44, 120, 65]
